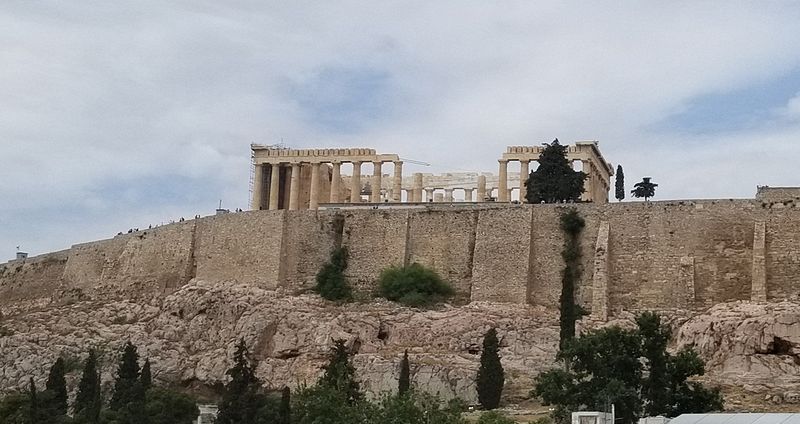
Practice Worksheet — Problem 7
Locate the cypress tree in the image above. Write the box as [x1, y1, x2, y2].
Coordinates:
[44, 357, 68, 418]
[320, 339, 361, 403]
[637, 312, 670, 417]
[559, 209, 585, 351]
[615, 165, 625, 201]
[74, 350, 102, 424]
[526, 139, 588, 204]
[217, 339, 268, 424]
[28, 377, 38, 424]
[476, 328, 504, 410]
[279, 386, 291, 424]
[110, 342, 147, 424]
[398, 350, 411, 395]
[141, 358, 152, 391]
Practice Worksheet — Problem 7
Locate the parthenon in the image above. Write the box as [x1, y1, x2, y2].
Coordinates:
[250, 141, 614, 210]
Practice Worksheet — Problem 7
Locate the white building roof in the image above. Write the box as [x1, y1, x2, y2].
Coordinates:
[671, 414, 800, 424]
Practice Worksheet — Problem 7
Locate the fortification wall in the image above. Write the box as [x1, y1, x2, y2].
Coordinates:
[4, 200, 800, 319]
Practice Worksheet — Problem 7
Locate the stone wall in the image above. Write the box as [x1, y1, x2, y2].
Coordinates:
[4, 200, 800, 318]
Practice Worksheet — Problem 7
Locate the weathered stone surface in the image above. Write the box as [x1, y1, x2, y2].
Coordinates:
[0, 280, 559, 403]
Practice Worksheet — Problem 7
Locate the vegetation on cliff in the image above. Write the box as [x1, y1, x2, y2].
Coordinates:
[378, 263, 454, 307]
[533, 312, 723, 424]
[314, 247, 353, 302]
[525, 139, 587, 204]
[559, 208, 585, 351]
[476, 328, 504, 410]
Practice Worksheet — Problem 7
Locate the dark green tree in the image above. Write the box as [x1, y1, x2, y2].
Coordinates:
[0, 392, 31, 424]
[74, 350, 102, 424]
[320, 339, 361, 403]
[631, 177, 658, 201]
[559, 209, 585, 351]
[292, 385, 374, 424]
[144, 387, 199, 424]
[279, 386, 291, 424]
[525, 139, 588, 203]
[533, 313, 723, 424]
[398, 350, 411, 396]
[141, 358, 152, 391]
[28, 378, 39, 424]
[217, 339, 270, 424]
[476, 328, 504, 410]
[615, 165, 625, 201]
[314, 247, 353, 301]
[109, 341, 147, 424]
[39, 357, 68, 423]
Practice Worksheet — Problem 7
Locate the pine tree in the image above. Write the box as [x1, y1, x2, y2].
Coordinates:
[398, 350, 411, 396]
[279, 386, 291, 424]
[110, 342, 147, 424]
[216, 339, 269, 424]
[141, 358, 152, 391]
[43, 357, 68, 419]
[476, 328, 505, 410]
[631, 177, 658, 201]
[320, 339, 361, 403]
[74, 350, 102, 424]
[526, 139, 587, 203]
[615, 165, 625, 201]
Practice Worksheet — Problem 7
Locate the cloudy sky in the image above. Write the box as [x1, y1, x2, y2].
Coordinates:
[3, 1, 800, 256]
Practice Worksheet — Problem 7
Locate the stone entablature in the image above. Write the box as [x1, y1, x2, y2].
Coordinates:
[756, 186, 800, 202]
[250, 142, 614, 210]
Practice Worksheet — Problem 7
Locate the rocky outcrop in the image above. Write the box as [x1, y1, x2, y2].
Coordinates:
[0, 279, 559, 403]
[676, 301, 800, 395]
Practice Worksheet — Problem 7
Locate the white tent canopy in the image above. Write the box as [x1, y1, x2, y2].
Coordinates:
[670, 414, 800, 424]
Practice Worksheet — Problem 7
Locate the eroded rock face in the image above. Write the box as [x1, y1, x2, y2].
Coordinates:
[0, 280, 559, 403]
[675, 301, 800, 396]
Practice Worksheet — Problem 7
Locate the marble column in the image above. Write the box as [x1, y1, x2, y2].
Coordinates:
[498, 159, 509, 202]
[425, 188, 435, 202]
[268, 163, 281, 210]
[392, 161, 403, 202]
[464, 188, 473, 202]
[413, 173, 424, 202]
[519, 160, 530, 203]
[330, 161, 341, 203]
[477, 175, 487, 202]
[444, 188, 454, 202]
[309, 162, 321, 210]
[289, 163, 301, 210]
[251, 163, 264, 210]
[350, 161, 362, 203]
[371, 161, 382, 203]
[581, 160, 592, 202]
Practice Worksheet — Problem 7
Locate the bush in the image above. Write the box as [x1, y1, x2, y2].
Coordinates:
[314, 248, 353, 301]
[478, 411, 515, 424]
[377, 263, 454, 307]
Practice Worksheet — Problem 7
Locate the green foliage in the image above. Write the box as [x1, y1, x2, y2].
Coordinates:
[533, 313, 723, 424]
[477, 410, 515, 424]
[631, 177, 658, 201]
[314, 247, 353, 301]
[525, 139, 587, 204]
[476, 328, 504, 410]
[292, 385, 375, 424]
[399, 350, 411, 395]
[279, 386, 291, 424]
[144, 388, 199, 424]
[109, 342, 147, 424]
[74, 350, 102, 424]
[320, 340, 361, 403]
[615, 165, 625, 201]
[43, 357, 68, 419]
[559, 209, 585, 351]
[140, 359, 152, 391]
[373, 391, 466, 424]
[217, 339, 271, 424]
[378, 263, 454, 307]
[0, 392, 31, 424]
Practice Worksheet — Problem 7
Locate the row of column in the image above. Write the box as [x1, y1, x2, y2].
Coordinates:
[252, 160, 404, 210]
[497, 158, 608, 203]
[497, 159, 531, 202]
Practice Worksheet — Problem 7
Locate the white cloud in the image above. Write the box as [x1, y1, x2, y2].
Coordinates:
[3, 1, 800, 255]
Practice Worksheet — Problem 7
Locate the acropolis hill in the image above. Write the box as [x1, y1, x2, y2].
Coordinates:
[1, 143, 800, 410]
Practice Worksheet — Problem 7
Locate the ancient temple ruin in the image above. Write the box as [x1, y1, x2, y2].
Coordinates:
[250, 141, 614, 210]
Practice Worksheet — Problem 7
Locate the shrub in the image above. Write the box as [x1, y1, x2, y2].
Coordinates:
[377, 263, 454, 307]
[314, 248, 353, 301]
[478, 410, 515, 424]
